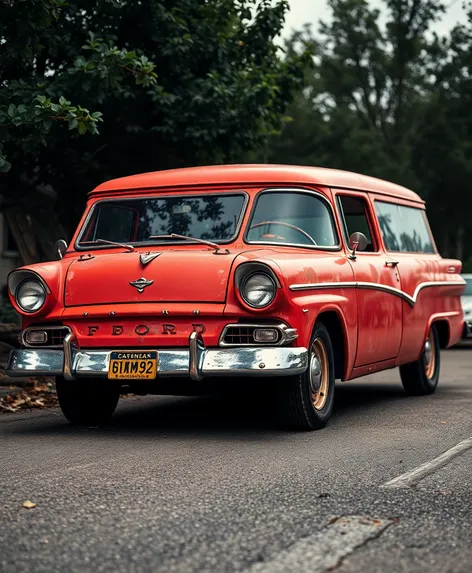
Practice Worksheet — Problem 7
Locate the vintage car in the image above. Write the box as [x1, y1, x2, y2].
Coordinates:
[461, 273, 472, 338]
[6, 165, 466, 430]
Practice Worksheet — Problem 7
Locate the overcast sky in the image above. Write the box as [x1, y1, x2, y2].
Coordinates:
[282, 0, 466, 38]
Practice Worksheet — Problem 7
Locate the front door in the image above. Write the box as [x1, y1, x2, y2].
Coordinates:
[336, 193, 402, 367]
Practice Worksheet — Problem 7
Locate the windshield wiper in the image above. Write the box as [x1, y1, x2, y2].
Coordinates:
[82, 239, 135, 252]
[149, 233, 222, 251]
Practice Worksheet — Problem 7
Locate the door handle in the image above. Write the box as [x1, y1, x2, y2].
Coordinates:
[385, 260, 399, 267]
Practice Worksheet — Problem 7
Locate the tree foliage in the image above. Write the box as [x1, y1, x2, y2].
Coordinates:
[0, 0, 158, 173]
[266, 0, 472, 263]
[0, 0, 307, 246]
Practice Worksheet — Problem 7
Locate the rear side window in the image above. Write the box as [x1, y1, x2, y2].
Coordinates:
[374, 202, 435, 253]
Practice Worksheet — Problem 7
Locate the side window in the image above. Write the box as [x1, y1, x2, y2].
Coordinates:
[337, 195, 376, 252]
[246, 191, 339, 247]
[374, 202, 435, 253]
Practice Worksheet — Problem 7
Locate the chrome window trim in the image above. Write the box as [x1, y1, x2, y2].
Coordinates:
[243, 187, 342, 251]
[289, 280, 466, 307]
[219, 323, 298, 347]
[21, 325, 72, 348]
[74, 191, 250, 251]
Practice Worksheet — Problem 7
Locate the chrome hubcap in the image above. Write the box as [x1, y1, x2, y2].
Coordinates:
[309, 355, 322, 393]
[309, 338, 329, 411]
[423, 332, 436, 379]
[424, 339, 432, 365]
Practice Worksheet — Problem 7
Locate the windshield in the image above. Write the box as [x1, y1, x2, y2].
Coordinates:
[78, 194, 246, 247]
[246, 190, 339, 247]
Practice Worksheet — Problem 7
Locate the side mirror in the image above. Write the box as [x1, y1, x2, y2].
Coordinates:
[55, 239, 68, 260]
[348, 232, 368, 260]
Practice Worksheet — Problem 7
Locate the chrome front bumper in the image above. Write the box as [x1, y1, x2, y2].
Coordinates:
[6, 332, 308, 381]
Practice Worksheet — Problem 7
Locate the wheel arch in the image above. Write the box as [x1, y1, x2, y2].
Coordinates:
[314, 309, 349, 380]
[429, 318, 450, 349]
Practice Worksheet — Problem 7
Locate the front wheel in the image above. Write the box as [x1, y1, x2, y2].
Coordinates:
[56, 377, 120, 425]
[275, 321, 335, 431]
[399, 324, 440, 395]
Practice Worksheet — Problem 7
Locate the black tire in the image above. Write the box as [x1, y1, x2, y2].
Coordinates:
[56, 377, 120, 425]
[275, 321, 335, 431]
[399, 324, 440, 396]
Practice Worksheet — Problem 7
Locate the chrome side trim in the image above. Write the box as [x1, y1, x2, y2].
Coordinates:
[290, 282, 357, 292]
[289, 280, 465, 307]
[6, 347, 308, 378]
[219, 322, 298, 347]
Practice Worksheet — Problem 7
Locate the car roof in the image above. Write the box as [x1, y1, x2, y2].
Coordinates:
[91, 164, 424, 203]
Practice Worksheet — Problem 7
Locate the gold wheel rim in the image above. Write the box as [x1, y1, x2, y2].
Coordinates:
[310, 338, 329, 410]
[424, 332, 436, 379]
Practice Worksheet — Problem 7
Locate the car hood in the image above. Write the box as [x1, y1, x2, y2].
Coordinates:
[64, 250, 240, 306]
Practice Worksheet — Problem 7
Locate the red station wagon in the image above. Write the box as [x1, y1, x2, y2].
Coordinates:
[6, 165, 466, 430]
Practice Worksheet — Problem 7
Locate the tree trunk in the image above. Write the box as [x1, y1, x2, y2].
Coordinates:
[3, 204, 68, 266]
[3, 207, 39, 265]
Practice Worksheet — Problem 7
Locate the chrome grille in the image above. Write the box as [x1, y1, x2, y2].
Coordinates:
[224, 326, 258, 345]
[221, 325, 283, 346]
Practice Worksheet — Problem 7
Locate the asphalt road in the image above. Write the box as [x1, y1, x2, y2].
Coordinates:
[1, 347, 472, 573]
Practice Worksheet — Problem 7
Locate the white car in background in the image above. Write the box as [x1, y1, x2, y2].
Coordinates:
[462, 274, 472, 338]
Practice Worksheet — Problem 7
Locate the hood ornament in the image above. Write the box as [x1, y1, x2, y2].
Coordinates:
[140, 252, 161, 266]
[130, 277, 154, 293]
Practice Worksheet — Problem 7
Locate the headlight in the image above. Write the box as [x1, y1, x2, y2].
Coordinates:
[241, 272, 276, 308]
[16, 280, 46, 312]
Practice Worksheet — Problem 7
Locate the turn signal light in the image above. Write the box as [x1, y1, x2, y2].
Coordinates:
[24, 330, 48, 344]
[253, 328, 279, 343]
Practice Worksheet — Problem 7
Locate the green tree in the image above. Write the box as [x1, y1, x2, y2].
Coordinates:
[0, 0, 307, 260]
[0, 0, 158, 173]
[269, 0, 445, 181]
[413, 4, 472, 261]
[266, 0, 472, 260]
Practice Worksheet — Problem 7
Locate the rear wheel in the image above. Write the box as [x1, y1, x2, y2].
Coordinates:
[56, 377, 120, 425]
[399, 324, 440, 395]
[275, 321, 335, 430]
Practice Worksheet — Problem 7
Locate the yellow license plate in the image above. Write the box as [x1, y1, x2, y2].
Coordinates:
[108, 351, 158, 380]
